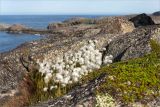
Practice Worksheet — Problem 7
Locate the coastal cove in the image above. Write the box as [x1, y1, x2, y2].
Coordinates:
[0, 32, 42, 53]
[0, 15, 106, 28]
[0, 15, 105, 53]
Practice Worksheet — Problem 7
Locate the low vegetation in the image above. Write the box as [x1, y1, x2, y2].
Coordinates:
[82, 40, 160, 104]
[28, 40, 160, 105]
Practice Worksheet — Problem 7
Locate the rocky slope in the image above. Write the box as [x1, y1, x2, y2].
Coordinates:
[0, 14, 160, 107]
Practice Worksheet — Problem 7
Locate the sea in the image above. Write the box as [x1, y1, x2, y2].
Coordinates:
[0, 15, 107, 53]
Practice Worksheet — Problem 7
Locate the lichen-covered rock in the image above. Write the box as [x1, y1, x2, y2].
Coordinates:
[129, 13, 155, 27]
[48, 17, 134, 34]
[151, 27, 160, 44]
[63, 17, 92, 24]
[103, 25, 160, 62]
[97, 17, 135, 34]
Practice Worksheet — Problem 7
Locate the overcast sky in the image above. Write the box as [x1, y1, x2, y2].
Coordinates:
[0, 0, 160, 15]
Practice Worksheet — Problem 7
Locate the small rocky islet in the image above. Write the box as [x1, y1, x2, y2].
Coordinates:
[0, 13, 160, 107]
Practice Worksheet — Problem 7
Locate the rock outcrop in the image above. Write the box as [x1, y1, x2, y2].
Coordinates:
[0, 23, 11, 31]
[5, 24, 52, 35]
[151, 27, 160, 44]
[103, 25, 160, 62]
[48, 17, 134, 34]
[153, 11, 160, 16]
[96, 17, 135, 34]
[47, 18, 93, 30]
[129, 13, 155, 27]
[151, 16, 160, 24]
[150, 11, 160, 24]
[8, 24, 27, 33]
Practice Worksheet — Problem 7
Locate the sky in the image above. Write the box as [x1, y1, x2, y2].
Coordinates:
[0, 0, 160, 15]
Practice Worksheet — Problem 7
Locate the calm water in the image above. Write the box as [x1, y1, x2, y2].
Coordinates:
[0, 15, 106, 53]
[0, 32, 41, 52]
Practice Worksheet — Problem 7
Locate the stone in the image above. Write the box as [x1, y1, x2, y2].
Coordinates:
[47, 17, 94, 30]
[98, 17, 135, 34]
[8, 24, 27, 33]
[0, 23, 11, 31]
[47, 22, 65, 30]
[75, 104, 83, 107]
[151, 15, 160, 24]
[151, 28, 160, 44]
[103, 25, 160, 62]
[153, 11, 160, 16]
[129, 13, 155, 27]
[48, 17, 134, 34]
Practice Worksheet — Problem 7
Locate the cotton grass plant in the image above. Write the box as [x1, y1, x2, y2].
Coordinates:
[30, 40, 113, 103]
[37, 40, 113, 91]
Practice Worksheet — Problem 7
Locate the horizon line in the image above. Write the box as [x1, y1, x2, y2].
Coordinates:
[0, 12, 153, 16]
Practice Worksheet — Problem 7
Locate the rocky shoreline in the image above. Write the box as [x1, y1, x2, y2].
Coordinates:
[0, 13, 160, 107]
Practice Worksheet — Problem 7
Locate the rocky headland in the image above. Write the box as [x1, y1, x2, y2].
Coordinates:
[0, 13, 160, 107]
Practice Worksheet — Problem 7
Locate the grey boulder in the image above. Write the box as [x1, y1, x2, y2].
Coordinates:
[103, 25, 160, 62]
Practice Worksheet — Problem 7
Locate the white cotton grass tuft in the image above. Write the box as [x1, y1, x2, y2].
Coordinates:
[103, 55, 113, 65]
[43, 87, 48, 92]
[37, 40, 113, 90]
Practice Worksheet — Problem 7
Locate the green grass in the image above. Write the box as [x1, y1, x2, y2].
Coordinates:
[81, 40, 160, 103]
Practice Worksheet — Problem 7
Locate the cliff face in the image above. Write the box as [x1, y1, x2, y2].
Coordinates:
[0, 14, 160, 107]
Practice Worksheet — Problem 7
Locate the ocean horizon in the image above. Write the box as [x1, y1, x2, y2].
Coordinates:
[0, 15, 109, 53]
[0, 15, 113, 28]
